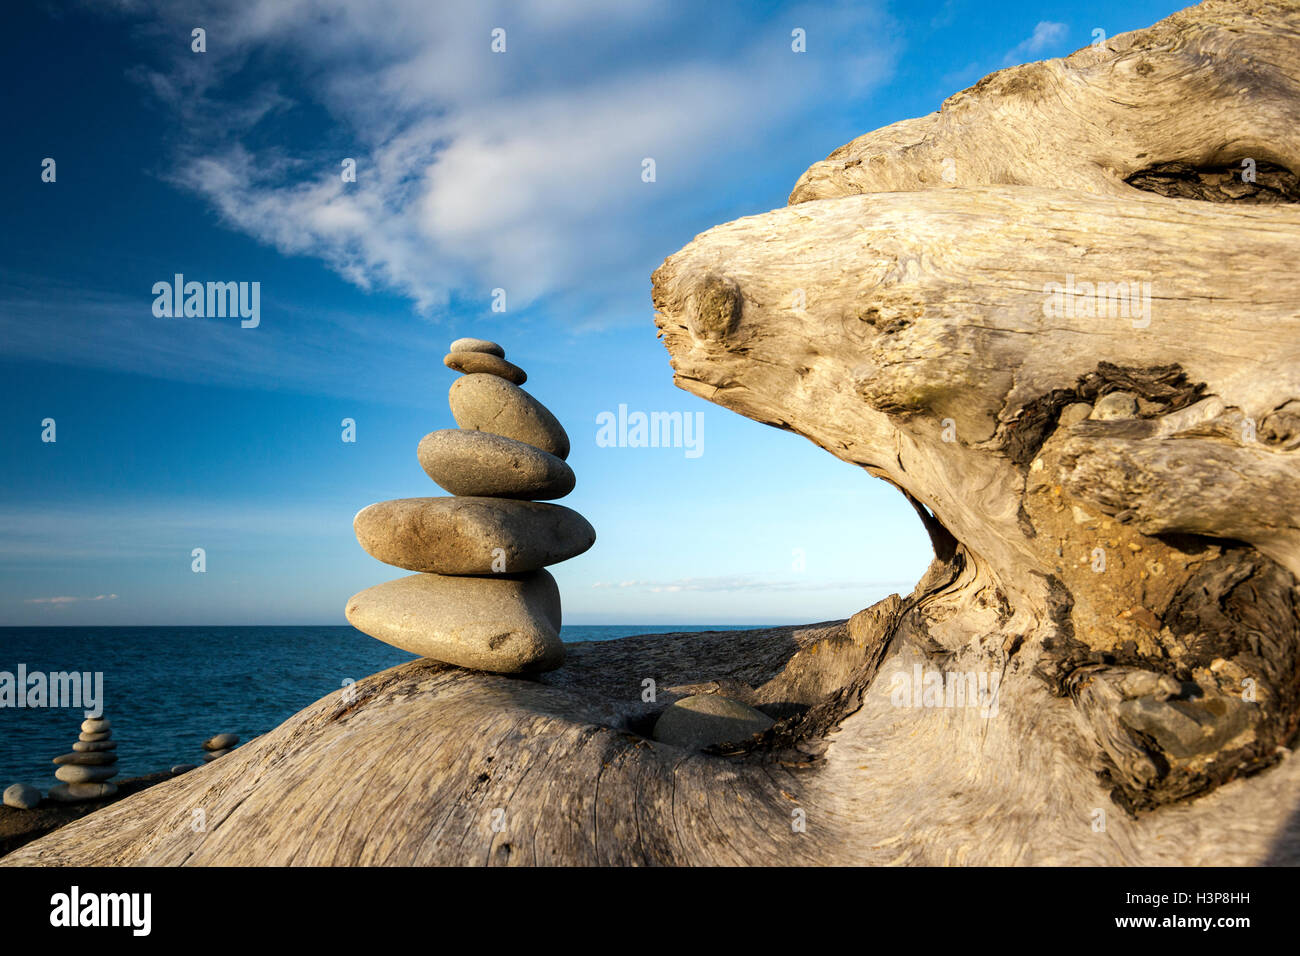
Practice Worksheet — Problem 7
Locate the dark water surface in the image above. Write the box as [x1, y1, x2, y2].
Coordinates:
[0, 625, 762, 787]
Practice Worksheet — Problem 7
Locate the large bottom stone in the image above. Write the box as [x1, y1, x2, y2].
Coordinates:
[346, 570, 563, 673]
[47, 782, 117, 802]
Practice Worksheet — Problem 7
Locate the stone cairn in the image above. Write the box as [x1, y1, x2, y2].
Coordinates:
[346, 337, 594, 673]
[49, 715, 119, 802]
[201, 733, 239, 763]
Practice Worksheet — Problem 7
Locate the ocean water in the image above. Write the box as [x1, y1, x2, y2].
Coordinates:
[0, 625, 763, 788]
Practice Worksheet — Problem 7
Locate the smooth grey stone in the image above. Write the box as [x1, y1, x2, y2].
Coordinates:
[202, 733, 239, 751]
[53, 752, 117, 766]
[1058, 403, 1093, 427]
[202, 749, 231, 762]
[346, 570, 563, 674]
[48, 782, 117, 802]
[81, 717, 111, 734]
[444, 351, 526, 385]
[652, 695, 776, 750]
[449, 337, 505, 358]
[55, 764, 118, 784]
[3, 783, 41, 809]
[1091, 391, 1139, 420]
[417, 429, 575, 500]
[73, 740, 117, 752]
[78, 731, 112, 742]
[354, 497, 595, 574]
[171, 764, 198, 775]
[450, 374, 570, 460]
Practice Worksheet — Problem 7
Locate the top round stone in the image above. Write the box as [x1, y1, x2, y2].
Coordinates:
[449, 337, 505, 358]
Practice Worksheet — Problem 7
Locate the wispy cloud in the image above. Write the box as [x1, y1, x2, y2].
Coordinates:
[592, 574, 915, 594]
[0, 504, 348, 563]
[100, 0, 896, 317]
[0, 272, 443, 402]
[1002, 21, 1068, 65]
[25, 594, 119, 605]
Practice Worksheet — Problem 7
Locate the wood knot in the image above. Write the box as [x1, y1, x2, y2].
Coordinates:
[689, 273, 743, 344]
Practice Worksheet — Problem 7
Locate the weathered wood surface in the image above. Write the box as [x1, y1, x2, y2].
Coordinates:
[788, 0, 1300, 205]
[7, 0, 1300, 866]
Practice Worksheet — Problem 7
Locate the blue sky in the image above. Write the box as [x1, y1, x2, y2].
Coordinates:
[0, 0, 1184, 626]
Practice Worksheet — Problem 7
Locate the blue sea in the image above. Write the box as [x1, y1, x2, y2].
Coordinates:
[0, 625, 762, 788]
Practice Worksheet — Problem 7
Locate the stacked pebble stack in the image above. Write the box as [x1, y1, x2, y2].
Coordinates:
[202, 733, 239, 762]
[346, 337, 594, 673]
[49, 716, 119, 802]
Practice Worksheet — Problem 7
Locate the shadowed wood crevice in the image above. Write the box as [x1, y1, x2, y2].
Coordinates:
[1125, 160, 1300, 203]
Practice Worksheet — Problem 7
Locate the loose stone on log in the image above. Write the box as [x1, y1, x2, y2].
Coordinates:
[450, 374, 570, 460]
[652, 694, 776, 750]
[443, 351, 527, 385]
[353, 497, 595, 574]
[417, 429, 575, 500]
[3, 783, 41, 809]
[346, 570, 563, 673]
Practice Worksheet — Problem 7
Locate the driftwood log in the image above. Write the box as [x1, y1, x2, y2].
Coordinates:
[5, 0, 1299, 866]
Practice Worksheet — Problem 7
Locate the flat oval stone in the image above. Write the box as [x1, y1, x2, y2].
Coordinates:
[171, 764, 198, 775]
[3, 783, 41, 809]
[78, 731, 111, 742]
[203, 749, 231, 762]
[55, 764, 118, 784]
[48, 782, 117, 802]
[355, 497, 594, 574]
[652, 695, 775, 750]
[53, 752, 117, 766]
[345, 570, 563, 673]
[203, 734, 239, 751]
[81, 717, 111, 734]
[72, 740, 116, 752]
[450, 374, 570, 460]
[418, 430, 575, 500]
[449, 337, 505, 357]
[443, 351, 527, 385]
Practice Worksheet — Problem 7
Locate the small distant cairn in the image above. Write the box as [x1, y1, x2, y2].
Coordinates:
[201, 733, 239, 763]
[346, 337, 595, 673]
[49, 715, 119, 802]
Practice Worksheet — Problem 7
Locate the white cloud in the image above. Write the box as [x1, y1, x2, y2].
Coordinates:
[1002, 21, 1069, 65]
[25, 594, 119, 605]
[106, 0, 895, 318]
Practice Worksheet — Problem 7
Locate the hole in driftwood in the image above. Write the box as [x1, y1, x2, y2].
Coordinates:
[1125, 160, 1300, 203]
